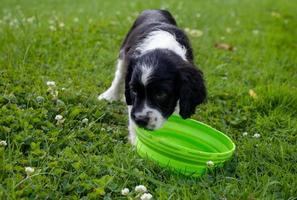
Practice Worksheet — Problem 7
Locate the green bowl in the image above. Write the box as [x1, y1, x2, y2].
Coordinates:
[135, 115, 236, 177]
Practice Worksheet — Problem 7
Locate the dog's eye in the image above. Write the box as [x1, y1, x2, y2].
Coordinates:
[155, 92, 167, 100]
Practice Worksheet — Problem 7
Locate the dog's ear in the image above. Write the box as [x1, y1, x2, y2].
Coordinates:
[178, 65, 206, 119]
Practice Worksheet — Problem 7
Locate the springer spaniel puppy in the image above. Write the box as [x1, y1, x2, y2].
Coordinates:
[99, 10, 206, 144]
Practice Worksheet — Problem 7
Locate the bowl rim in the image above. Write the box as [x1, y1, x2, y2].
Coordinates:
[136, 115, 236, 156]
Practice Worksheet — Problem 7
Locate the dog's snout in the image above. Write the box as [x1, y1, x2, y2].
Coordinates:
[133, 114, 149, 127]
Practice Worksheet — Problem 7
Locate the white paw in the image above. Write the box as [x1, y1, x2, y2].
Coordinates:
[98, 89, 120, 102]
[128, 126, 137, 146]
[128, 134, 137, 146]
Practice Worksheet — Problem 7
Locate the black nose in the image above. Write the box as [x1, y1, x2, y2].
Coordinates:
[133, 114, 149, 127]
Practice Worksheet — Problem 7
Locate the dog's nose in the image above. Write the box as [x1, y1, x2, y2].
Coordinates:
[134, 115, 149, 127]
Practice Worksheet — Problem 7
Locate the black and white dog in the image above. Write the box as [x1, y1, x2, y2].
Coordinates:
[99, 10, 206, 144]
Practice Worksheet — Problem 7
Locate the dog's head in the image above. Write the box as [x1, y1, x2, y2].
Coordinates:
[126, 49, 206, 130]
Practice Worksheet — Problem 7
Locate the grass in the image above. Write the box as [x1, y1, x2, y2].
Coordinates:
[0, 0, 297, 199]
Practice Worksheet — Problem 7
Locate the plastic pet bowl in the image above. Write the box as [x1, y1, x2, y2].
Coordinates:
[135, 115, 236, 177]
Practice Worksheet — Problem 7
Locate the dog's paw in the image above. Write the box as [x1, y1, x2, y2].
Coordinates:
[98, 89, 120, 102]
[128, 128, 137, 146]
[128, 135, 137, 146]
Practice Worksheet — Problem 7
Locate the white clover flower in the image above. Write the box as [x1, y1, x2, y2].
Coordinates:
[55, 114, 65, 125]
[253, 133, 261, 138]
[271, 11, 281, 18]
[249, 89, 257, 99]
[226, 27, 232, 33]
[0, 140, 7, 146]
[140, 193, 153, 200]
[242, 132, 248, 136]
[55, 115, 63, 121]
[185, 28, 203, 37]
[59, 22, 64, 28]
[121, 188, 129, 196]
[46, 81, 56, 87]
[82, 118, 89, 124]
[135, 185, 147, 193]
[184, 27, 190, 32]
[206, 160, 214, 167]
[25, 167, 34, 175]
[27, 16, 35, 23]
[49, 25, 56, 31]
[190, 29, 203, 37]
[8, 22, 14, 27]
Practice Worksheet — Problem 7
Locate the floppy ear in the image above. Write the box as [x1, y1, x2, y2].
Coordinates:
[178, 66, 206, 119]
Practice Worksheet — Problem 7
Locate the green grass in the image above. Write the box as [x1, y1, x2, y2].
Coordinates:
[1, 0, 297, 199]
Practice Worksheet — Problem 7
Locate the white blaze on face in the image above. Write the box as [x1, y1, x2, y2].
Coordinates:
[134, 102, 165, 130]
[138, 66, 165, 130]
[140, 65, 153, 86]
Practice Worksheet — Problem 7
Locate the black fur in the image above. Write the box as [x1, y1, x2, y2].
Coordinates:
[120, 10, 193, 61]
[178, 66, 206, 118]
[129, 50, 181, 120]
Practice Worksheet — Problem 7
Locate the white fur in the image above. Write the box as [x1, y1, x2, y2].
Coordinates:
[136, 30, 187, 61]
[134, 102, 165, 130]
[174, 99, 180, 115]
[128, 105, 137, 145]
[98, 59, 126, 101]
[141, 64, 153, 85]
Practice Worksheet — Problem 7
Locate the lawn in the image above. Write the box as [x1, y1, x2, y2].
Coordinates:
[0, 0, 297, 199]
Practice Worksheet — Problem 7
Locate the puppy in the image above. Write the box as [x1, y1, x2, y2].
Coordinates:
[99, 10, 206, 144]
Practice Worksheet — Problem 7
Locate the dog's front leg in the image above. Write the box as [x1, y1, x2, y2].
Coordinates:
[98, 59, 126, 102]
[127, 106, 137, 145]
